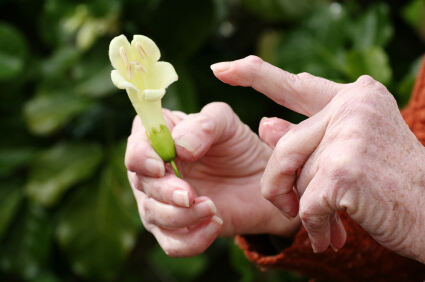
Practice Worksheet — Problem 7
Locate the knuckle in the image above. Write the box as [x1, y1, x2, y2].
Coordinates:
[125, 142, 153, 173]
[279, 156, 301, 176]
[203, 101, 233, 115]
[233, 55, 264, 87]
[243, 55, 263, 68]
[355, 75, 376, 86]
[296, 72, 314, 81]
[354, 75, 389, 97]
[125, 139, 138, 170]
[299, 209, 324, 231]
[129, 172, 143, 191]
[124, 149, 137, 172]
[142, 198, 155, 223]
[326, 155, 363, 185]
[260, 176, 281, 201]
[261, 185, 275, 201]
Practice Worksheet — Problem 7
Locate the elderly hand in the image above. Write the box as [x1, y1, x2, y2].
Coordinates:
[211, 56, 425, 263]
[126, 102, 300, 257]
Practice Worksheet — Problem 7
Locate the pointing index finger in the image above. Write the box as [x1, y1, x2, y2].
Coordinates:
[211, 55, 345, 116]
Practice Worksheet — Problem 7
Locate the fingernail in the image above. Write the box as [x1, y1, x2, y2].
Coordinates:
[195, 200, 217, 215]
[210, 62, 230, 73]
[260, 117, 269, 124]
[175, 133, 202, 153]
[205, 216, 222, 236]
[173, 190, 190, 207]
[212, 215, 223, 225]
[311, 243, 318, 253]
[144, 158, 164, 176]
[330, 243, 339, 253]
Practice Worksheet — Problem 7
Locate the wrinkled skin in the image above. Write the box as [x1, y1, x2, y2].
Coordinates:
[126, 55, 425, 264]
[213, 56, 425, 263]
[126, 101, 300, 257]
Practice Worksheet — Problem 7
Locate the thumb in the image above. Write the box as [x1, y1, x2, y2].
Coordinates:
[259, 117, 295, 148]
[172, 102, 238, 162]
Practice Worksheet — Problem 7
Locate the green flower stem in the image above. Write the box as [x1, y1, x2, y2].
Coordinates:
[170, 160, 182, 178]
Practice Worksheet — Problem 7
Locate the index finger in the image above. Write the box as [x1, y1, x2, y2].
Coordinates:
[125, 110, 186, 177]
[211, 56, 345, 116]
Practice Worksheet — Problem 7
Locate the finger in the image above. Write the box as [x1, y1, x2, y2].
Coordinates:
[259, 117, 295, 148]
[130, 172, 196, 207]
[299, 172, 335, 253]
[261, 110, 328, 218]
[211, 56, 345, 116]
[163, 109, 187, 128]
[152, 216, 223, 257]
[125, 116, 165, 177]
[129, 184, 155, 231]
[172, 102, 239, 161]
[330, 213, 347, 251]
[142, 196, 217, 229]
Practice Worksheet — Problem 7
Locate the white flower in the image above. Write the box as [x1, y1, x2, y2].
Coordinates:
[109, 34, 179, 166]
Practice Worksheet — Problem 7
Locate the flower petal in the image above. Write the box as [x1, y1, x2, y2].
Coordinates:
[131, 35, 161, 63]
[148, 61, 178, 89]
[142, 89, 166, 101]
[109, 35, 132, 75]
[111, 70, 137, 91]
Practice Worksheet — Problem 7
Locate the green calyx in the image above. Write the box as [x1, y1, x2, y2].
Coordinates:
[146, 124, 176, 162]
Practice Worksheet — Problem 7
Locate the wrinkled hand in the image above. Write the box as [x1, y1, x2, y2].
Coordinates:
[212, 56, 425, 263]
[126, 102, 299, 257]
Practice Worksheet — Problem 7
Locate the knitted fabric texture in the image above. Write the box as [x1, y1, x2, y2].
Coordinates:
[236, 58, 425, 282]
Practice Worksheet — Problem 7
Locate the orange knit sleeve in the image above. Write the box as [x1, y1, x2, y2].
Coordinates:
[236, 58, 425, 282]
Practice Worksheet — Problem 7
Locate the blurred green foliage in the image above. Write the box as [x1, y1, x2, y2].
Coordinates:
[0, 0, 423, 281]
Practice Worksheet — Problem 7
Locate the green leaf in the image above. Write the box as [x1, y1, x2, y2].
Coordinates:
[257, 30, 281, 65]
[40, 0, 76, 46]
[0, 23, 27, 81]
[56, 142, 139, 280]
[397, 55, 423, 107]
[163, 65, 199, 113]
[272, 3, 393, 84]
[402, 0, 425, 29]
[24, 89, 91, 135]
[240, 0, 325, 22]
[350, 3, 393, 49]
[343, 46, 392, 84]
[229, 242, 254, 282]
[26, 142, 102, 207]
[144, 0, 219, 60]
[149, 245, 208, 281]
[0, 181, 23, 240]
[0, 203, 53, 280]
[273, 3, 349, 80]
[75, 66, 115, 98]
[41, 46, 80, 78]
[0, 147, 36, 177]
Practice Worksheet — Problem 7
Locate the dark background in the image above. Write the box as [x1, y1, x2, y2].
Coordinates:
[0, 0, 424, 281]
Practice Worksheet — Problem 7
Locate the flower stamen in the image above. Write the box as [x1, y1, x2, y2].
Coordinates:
[120, 47, 132, 79]
[119, 47, 129, 66]
[132, 62, 146, 74]
[136, 43, 148, 59]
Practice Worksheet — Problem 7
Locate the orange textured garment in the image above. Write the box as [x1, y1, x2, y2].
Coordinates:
[236, 58, 425, 282]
